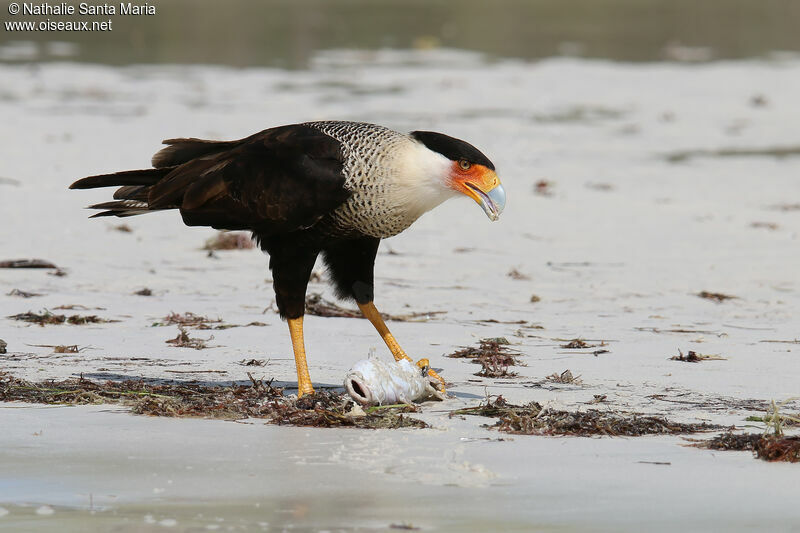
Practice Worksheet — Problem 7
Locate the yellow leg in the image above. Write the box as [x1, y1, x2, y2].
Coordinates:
[357, 302, 411, 362]
[288, 317, 314, 397]
[357, 302, 446, 393]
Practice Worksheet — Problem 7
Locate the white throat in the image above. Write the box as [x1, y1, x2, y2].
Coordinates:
[390, 138, 457, 221]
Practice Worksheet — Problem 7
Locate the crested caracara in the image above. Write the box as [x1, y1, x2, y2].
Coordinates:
[70, 121, 506, 397]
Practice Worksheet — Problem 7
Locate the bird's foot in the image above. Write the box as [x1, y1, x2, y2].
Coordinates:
[415, 358, 447, 395]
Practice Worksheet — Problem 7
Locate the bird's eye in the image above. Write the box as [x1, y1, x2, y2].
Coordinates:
[459, 160, 471, 171]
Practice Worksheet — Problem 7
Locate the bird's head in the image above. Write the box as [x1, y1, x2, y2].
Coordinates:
[410, 131, 506, 221]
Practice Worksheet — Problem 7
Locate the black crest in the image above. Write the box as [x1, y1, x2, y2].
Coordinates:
[410, 131, 495, 170]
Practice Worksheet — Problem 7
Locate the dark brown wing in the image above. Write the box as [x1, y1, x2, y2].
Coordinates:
[71, 124, 351, 235]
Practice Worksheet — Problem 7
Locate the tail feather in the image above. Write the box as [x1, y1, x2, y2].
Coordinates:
[151, 138, 238, 168]
[89, 200, 150, 210]
[87, 199, 167, 218]
[89, 209, 152, 218]
[70, 168, 171, 190]
[71, 168, 174, 219]
[73, 135, 246, 220]
[113, 185, 150, 201]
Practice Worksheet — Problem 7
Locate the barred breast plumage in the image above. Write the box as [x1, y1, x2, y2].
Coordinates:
[307, 121, 445, 238]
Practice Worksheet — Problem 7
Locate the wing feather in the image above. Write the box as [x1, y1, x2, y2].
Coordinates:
[73, 124, 351, 234]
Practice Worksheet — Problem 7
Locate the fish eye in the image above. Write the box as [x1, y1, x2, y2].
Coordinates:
[459, 160, 471, 171]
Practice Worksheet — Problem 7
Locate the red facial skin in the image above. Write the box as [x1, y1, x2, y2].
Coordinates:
[447, 161, 501, 204]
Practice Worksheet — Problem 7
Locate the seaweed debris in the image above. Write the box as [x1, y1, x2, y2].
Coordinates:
[166, 327, 213, 350]
[507, 268, 531, 280]
[558, 338, 609, 353]
[55, 345, 79, 353]
[0, 373, 426, 429]
[692, 432, 800, 463]
[239, 359, 267, 366]
[697, 291, 737, 302]
[155, 311, 220, 328]
[7, 289, 42, 298]
[304, 293, 444, 322]
[533, 179, 553, 196]
[647, 392, 768, 412]
[203, 231, 255, 251]
[28, 344, 79, 353]
[452, 396, 716, 437]
[750, 94, 768, 108]
[695, 398, 800, 461]
[546, 369, 582, 385]
[305, 294, 360, 318]
[389, 524, 421, 531]
[448, 338, 522, 378]
[0, 259, 58, 269]
[750, 221, 779, 231]
[561, 339, 589, 349]
[755, 436, 800, 462]
[134, 288, 152, 296]
[8, 310, 117, 326]
[670, 349, 726, 362]
[152, 312, 265, 330]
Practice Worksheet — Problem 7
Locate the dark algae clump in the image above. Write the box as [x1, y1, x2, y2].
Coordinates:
[693, 432, 800, 463]
[0, 373, 426, 429]
[8, 310, 117, 326]
[448, 338, 522, 378]
[452, 396, 718, 437]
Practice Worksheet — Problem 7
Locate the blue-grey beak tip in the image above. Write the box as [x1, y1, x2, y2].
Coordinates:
[483, 184, 506, 221]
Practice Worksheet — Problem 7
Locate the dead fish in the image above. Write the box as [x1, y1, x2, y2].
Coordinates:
[344, 354, 447, 406]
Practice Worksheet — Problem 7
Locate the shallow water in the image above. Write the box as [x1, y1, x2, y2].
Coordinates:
[2, 0, 800, 67]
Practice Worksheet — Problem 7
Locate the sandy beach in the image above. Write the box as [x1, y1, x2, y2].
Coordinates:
[1, 50, 799, 531]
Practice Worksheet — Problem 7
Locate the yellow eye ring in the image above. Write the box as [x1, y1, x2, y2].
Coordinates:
[459, 160, 471, 171]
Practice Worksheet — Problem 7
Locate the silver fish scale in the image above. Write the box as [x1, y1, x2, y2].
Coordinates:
[306, 121, 415, 238]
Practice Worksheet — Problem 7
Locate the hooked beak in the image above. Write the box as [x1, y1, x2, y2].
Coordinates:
[450, 164, 506, 221]
[465, 181, 506, 221]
